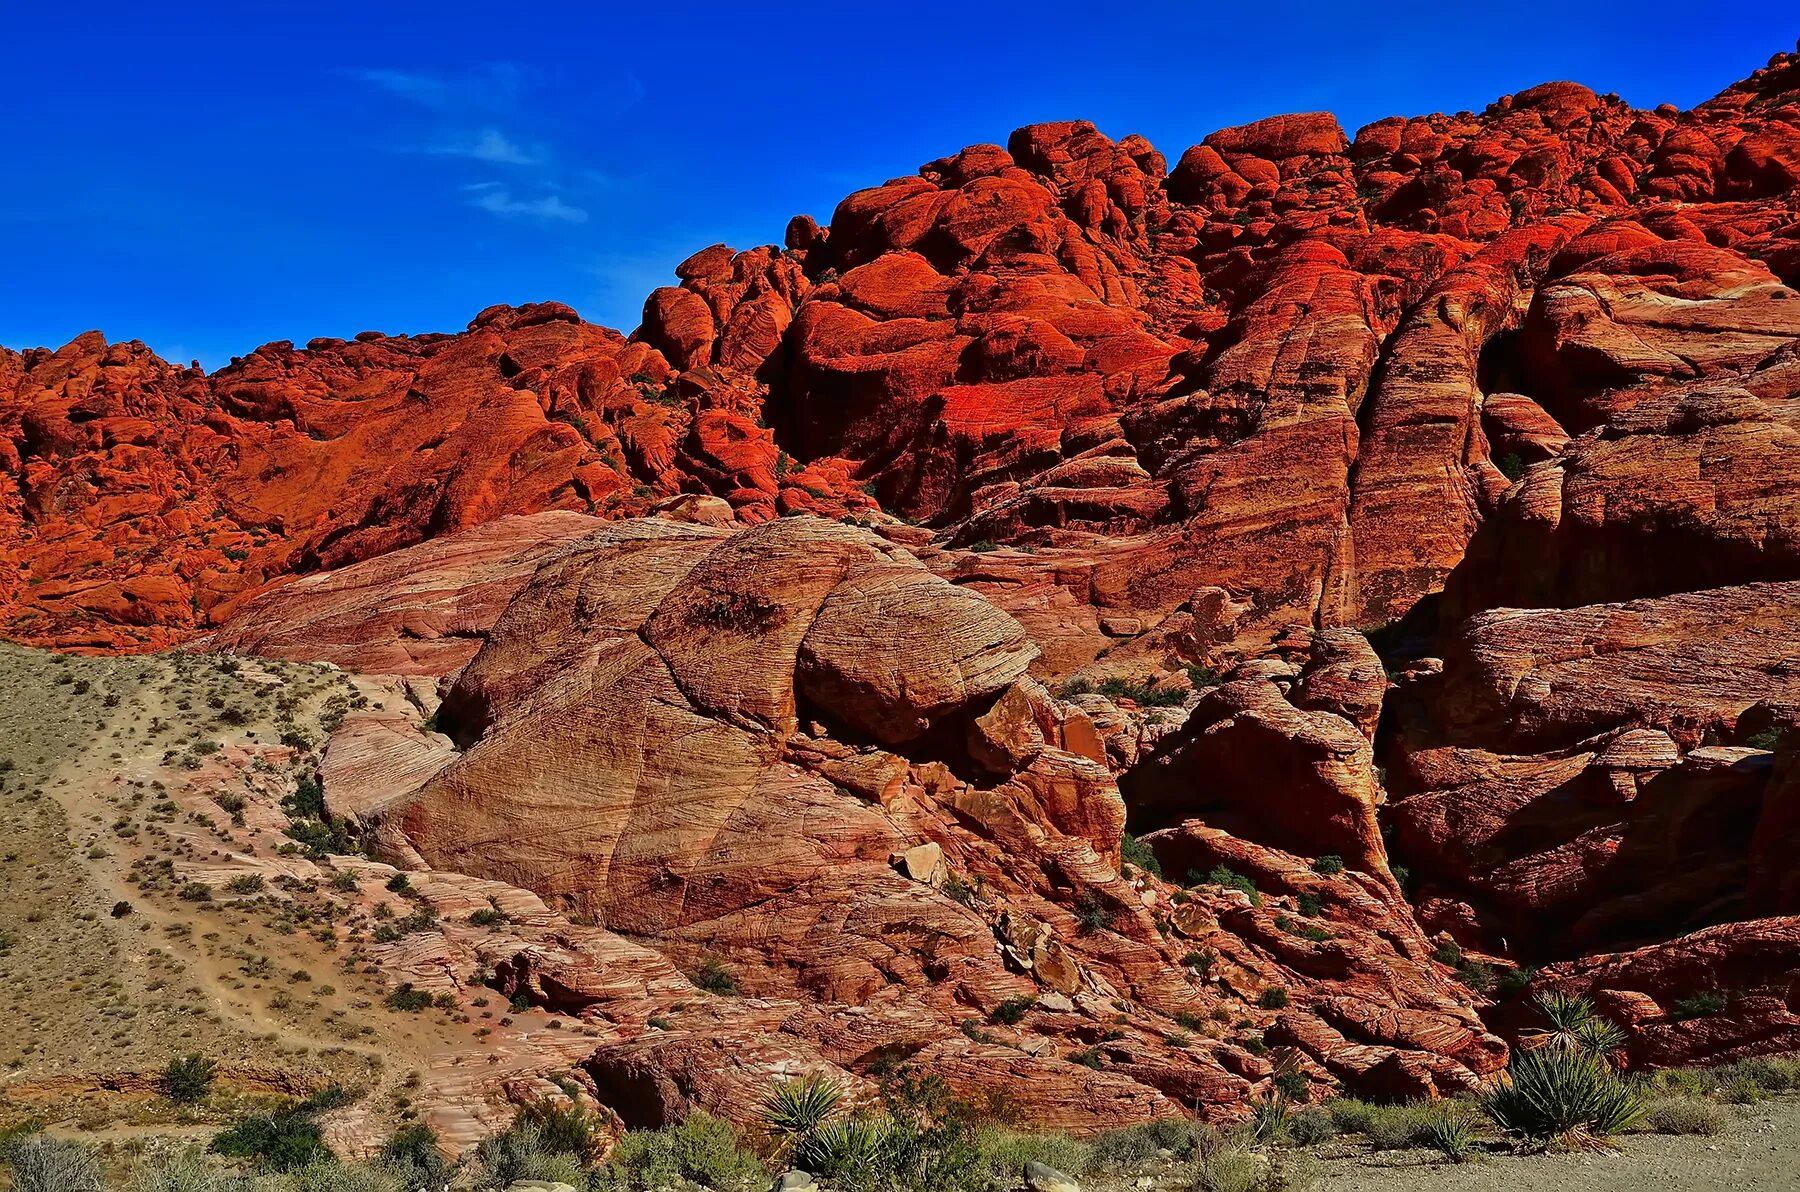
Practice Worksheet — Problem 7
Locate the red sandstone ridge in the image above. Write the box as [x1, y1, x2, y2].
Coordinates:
[4, 44, 1796, 663]
[10, 43, 1800, 1099]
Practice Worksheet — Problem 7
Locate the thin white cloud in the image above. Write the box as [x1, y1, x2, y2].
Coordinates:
[423, 128, 545, 166]
[349, 68, 453, 107]
[467, 187, 588, 224]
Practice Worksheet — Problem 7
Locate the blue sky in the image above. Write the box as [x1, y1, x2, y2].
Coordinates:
[3, 2, 1793, 370]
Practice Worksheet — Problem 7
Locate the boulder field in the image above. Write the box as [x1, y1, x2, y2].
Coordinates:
[8, 44, 1800, 1125]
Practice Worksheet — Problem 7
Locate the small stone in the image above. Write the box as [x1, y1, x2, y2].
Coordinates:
[892, 841, 945, 885]
[772, 1172, 820, 1192]
[1024, 1160, 1080, 1192]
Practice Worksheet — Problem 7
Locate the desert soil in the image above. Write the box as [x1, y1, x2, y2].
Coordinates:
[1315, 1094, 1800, 1191]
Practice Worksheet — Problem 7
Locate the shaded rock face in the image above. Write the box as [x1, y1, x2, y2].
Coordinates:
[319, 516, 1502, 1126]
[6, 46, 1799, 665]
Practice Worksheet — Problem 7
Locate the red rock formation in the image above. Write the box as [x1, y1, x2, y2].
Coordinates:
[9, 40, 1800, 1092]
[8, 45, 1797, 660]
[295, 516, 1503, 1123]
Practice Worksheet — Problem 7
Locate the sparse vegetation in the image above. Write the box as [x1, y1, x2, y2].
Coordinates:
[163, 1053, 217, 1103]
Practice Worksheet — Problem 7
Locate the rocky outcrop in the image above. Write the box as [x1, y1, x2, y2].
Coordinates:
[293, 516, 1503, 1124]
[208, 511, 610, 674]
[7, 46, 1798, 660]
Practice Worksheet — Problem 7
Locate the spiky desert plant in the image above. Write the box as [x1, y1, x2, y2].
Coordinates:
[793, 1117, 895, 1186]
[1520, 991, 1625, 1058]
[1420, 1102, 1481, 1162]
[1249, 1092, 1292, 1145]
[1482, 1047, 1646, 1144]
[761, 1073, 846, 1140]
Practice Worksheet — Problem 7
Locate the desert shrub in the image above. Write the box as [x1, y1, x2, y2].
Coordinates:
[1309, 855, 1344, 876]
[1644, 1097, 1727, 1135]
[515, 1099, 607, 1164]
[1258, 988, 1290, 1010]
[696, 957, 738, 995]
[1201, 866, 1261, 906]
[468, 1123, 584, 1190]
[1669, 991, 1729, 1021]
[126, 1150, 232, 1192]
[1716, 1055, 1800, 1094]
[988, 997, 1035, 1026]
[280, 1161, 411, 1192]
[468, 907, 505, 927]
[1089, 1118, 1208, 1167]
[1073, 892, 1110, 933]
[1361, 1105, 1432, 1151]
[1323, 1098, 1378, 1136]
[1482, 1047, 1645, 1141]
[1494, 965, 1536, 1000]
[210, 1106, 332, 1172]
[164, 1053, 217, 1103]
[383, 984, 431, 1013]
[178, 882, 214, 902]
[225, 874, 265, 895]
[377, 1124, 448, 1190]
[973, 1128, 1091, 1182]
[1287, 1105, 1336, 1145]
[597, 1112, 765, 1191]
[6, 1136, 103, 1192]
[1121, 833, 1163, 877]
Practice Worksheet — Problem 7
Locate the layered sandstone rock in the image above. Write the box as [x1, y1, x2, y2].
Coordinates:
[288, 516, 1503, 1123]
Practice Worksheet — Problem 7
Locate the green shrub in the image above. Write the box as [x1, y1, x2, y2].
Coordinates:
[1288, 1105, 1336, 1145]
[1073, 892, 1110, 933]
[469, 1123, 585, 1189]
[377, 1124, 448, 1189]
[1089, 1118, 1207, 1167]
[1361, 1105, 1431, 1151]
[1310, 855, 1344, 876]
[598, 1112, 767, 1191]
[1258, 988, 1290, 1010]
[1323, 1098, 1378, 1136]
[515, 1100, 607, 1164]
[973, 1128, 1091, 1183]
[1644, 1097, 1727, 1136]
[468, 906, 506, 927]
[988, 997, 1035, 1026]
[210, 1107, 332, 1172]
[383, 984, 432, 1013]
[1494, 965, 1535, 1000]
[1482, 1047, 1645, 1141]
[163, 1053, 217, 1104]
[1669, 991, 1729, 1021]
[1120, 833, 1163, 877]
[696, 957, 738, 995]
[225, 874, 265, 895]
[1202, 866, 1261, 906]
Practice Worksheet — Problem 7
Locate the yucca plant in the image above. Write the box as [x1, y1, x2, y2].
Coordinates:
[1482, 1046, 1646, 1144]
[1249, 1092, 1292, 1145]
[793, 1117, 894, 1185]
[1520, 991, 1625, 1058]
[761, 1074, 846, 1140]
[1420, 1102, 1481, 1162]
